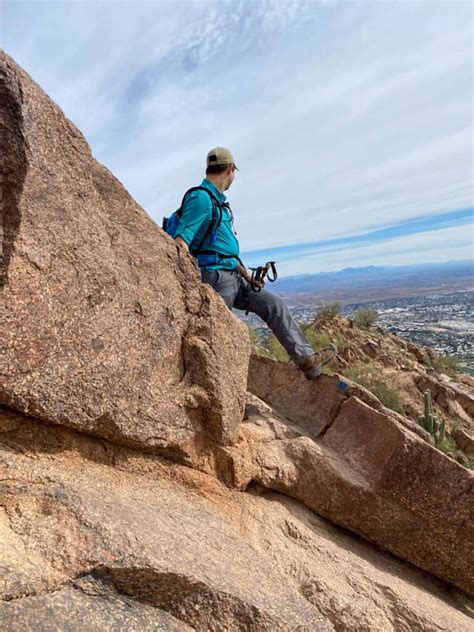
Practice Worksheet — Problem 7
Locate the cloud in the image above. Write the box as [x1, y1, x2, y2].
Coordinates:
[2, 0, 472, 274]
[273, 223, 474, 276]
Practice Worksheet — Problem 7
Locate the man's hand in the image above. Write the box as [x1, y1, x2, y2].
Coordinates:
[238, 263, 264, 289]
[175, 236, 190, 254]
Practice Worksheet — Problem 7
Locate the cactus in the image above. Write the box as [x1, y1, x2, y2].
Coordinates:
[417, 389, 445, 447]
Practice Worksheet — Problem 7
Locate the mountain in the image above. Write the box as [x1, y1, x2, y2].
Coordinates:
[272, 260, 473, 303]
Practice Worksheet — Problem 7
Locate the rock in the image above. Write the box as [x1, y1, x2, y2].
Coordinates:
[1, 407, 472, 631]
[405, 340, 430, 364]
[453, 428, 474, 456]
[417, 374, 473, 424]
[0, 51, 250, 462]
[1, 579, 193, 632]
[363, 338, 380, 358]
[0, 407, 332, 631]
[248, 354, 428, 441]
[240, 357, 474, 594]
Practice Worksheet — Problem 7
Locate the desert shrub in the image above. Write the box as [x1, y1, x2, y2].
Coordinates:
[301, 325, 332, 352]
[437, 434, 457, 455]
[247, 326, 260, 349]
[317, 301, 341, 322]
[335, 333, 349, 352]
[354, 308, 378, 328]
[256, 334, 290, 362]
[430, 354, 459, 376]
[437, 436, 474, 469]
[345, 364, 404, 414]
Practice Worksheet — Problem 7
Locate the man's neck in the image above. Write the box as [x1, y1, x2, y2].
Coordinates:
[205, 175, 225, 193]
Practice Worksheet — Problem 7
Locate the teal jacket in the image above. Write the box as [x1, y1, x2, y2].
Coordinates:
[174, 179, 240, 270]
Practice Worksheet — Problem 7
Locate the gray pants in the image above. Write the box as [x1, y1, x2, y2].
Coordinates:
[201, 268, 314, 366]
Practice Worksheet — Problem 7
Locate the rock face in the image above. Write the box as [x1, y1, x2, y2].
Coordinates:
[1, 407, 472, 632]
[0, 50, 250, 462]
[238, 355, 474, 594]
[0, 408, 332, 632]
[417, 373, 474, 424]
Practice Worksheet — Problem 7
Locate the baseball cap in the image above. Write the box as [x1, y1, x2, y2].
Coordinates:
[206, 147, 239, 170]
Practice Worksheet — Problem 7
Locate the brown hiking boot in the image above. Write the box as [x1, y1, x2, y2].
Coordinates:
[300, 343, 337, 380]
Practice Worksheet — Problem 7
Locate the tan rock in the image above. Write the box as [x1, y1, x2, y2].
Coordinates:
[0, 51, 249, 461]
[417, 374, 474, 424]
[1, 407, 472, 631]
[248, 354, 428, 441]
[240, 357, 474, 594]
[0, 408, 331, 631]
[453, 428, 474, 456]
[1, 580, 193, 632]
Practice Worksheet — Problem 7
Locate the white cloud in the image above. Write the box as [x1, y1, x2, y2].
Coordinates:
[278, 223, 474, 276]
[2, 0, 472, 273]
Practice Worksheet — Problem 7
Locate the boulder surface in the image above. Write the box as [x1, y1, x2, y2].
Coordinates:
[240, 355, 474, 594]
[1, 407, 472, 631]
[0, 50, 250, 463]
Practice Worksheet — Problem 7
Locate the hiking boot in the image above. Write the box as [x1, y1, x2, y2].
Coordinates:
[300, 343, 337, 380]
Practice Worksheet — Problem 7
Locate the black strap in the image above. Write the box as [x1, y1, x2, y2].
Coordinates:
[194, 202, 223, 253]
[178, 186, 225, 256]
[178, 186, 222, 214]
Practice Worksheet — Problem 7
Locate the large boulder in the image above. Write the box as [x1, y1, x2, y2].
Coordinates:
[0, 51, 249, 462]
[0, 407, 332, 631]
[232, 356, 474, 594]
[1, 407, 472, 631]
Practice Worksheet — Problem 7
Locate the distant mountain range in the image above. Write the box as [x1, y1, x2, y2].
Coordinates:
[272, 260, 473, 304]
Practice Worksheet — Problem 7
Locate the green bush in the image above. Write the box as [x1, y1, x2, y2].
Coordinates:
[345, 364, 404, 414]
[437, 436, 474, 469]
[317, 301, 341, 322]
[301, 325, 332, 352]
[335, 333, 349, 352]
[252, 334, 290, 362]
[247, 326, 260, 349]
[354, 308, 378, 328]
[430, 354, 459, 376]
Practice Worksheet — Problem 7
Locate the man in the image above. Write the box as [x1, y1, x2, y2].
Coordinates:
[174, 147, 336, 380]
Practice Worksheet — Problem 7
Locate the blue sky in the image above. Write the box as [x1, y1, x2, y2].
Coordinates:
[1, 0, 473, 276]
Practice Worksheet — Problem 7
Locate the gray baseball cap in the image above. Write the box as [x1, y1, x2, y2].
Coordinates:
[206, 147, 239, 170]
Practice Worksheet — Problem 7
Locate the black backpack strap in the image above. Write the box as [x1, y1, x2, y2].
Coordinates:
[194, 202, 223, 253]
[178, 186, 228, 256]
[180, 187, 224, 254]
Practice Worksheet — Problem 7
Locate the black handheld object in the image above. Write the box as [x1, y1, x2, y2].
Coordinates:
[249, 261, 277, 291]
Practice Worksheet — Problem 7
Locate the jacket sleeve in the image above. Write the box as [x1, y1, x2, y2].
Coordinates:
[174, 191, 213, 246]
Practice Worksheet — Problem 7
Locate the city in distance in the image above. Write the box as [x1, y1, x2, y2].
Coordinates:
[240, 259, 473, 371]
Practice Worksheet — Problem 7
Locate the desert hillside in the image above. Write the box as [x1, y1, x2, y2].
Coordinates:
[251, 311, 473, 468]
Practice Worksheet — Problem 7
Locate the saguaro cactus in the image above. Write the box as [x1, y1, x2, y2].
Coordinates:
[418, 389, 446, 446]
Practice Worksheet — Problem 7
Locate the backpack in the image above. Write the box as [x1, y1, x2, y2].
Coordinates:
[163, 187, 239, 267]
[162, 186, 224, 254]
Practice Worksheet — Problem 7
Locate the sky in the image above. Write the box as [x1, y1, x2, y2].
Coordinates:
[1, 0, 473, 276]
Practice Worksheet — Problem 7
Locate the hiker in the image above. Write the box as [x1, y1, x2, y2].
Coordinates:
[172, 147, 336, 380]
